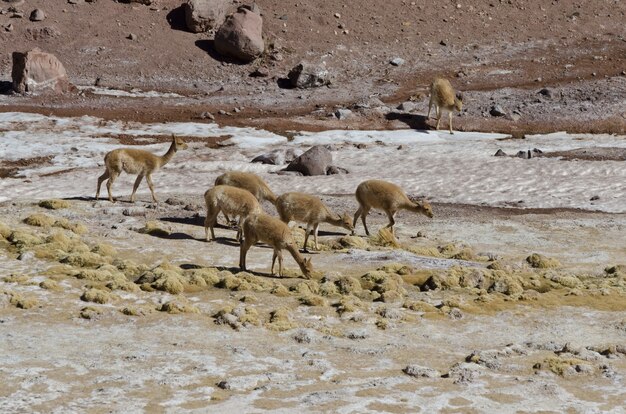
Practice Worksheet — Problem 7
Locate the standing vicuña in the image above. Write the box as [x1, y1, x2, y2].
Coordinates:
[240, 213, 313, 279]
[427, 78, 463, 134]
[204, 185, 262, 242]
[353, 179, 433, 236]
[275, 192, 354, 252]
[95, 135, 188, 203]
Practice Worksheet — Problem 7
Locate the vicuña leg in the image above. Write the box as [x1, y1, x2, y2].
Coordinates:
[146, 174, 158, 203]
[130, 173, 144, 203]
[106, 170, 119, 202]
[96, 170, 109, 200]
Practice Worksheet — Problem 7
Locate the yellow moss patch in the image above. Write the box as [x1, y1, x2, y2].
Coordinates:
[61, 251, 108, 268]
[299, 294, 328, 307]
[379, 263, 414, 275]
[39, 279, 62, 291]
[2, 274, 30, 284]
[53, 218, 88, 235]
[546, 273, 581, 289]
[80, 306, 101, 320]
[403, 300, 440, 313]
[9, 293, 38, 309]
[81, 288, 112, 304]
[291, 280, 319, 295]
[538, 356, 593, 377]
[336, 296, 363, 315]
[24, 213, 56, 227]
[90, 243, 117, 257]
[7, 230, 44, 249]
[39, 199, 70, 210]
[0, 221, 10, 239]
[527, 253, 561, 269]
[405, 245, 442, 258]
[158, 300, 200, 314]
[213, 305, 260, 328]
[318, 280, 339, 297]
[331, 235, 370, 250]
[121, 306, 153, 316]
[137, 221, 170, 238]
[183, 268, 221, 287]
[360, 270, 407, 296]
[451, 248, 477, 261]
[112, 259, 147, 279]
[266, 307, 297, 331]
[75, 264, 126, 282]
[136, 262, 185, 294]
[334, 276, 362, 295]
[370, 228, 399, 248]
[270, 283, 290, 297]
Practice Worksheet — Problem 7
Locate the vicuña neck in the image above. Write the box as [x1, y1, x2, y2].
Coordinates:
[158, 139, 177, 167]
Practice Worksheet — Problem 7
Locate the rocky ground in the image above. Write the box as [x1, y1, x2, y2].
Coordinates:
[1, 0, 626, 412]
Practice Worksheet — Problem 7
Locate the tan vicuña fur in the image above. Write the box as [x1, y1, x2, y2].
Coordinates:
[275, 192, 354, 251]
[215, 171, 277, 204]
[353, 179, 433, 236]
[96, 135, 188, 203]
[427, 78, 463, 134]
[240, 213, 313, 279]
[204, 185, 262, 242]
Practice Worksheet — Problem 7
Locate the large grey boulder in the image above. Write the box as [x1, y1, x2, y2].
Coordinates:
[12, 48, 75, 94]
[214, 8, 264, 62]
[282, 145, 332, 176]
[288, 62, 331, 88]
[183, 0, 229, 33]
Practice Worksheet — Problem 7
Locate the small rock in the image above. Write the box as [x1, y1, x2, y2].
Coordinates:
[490, 105, 506, 117]
[127, 33, 137, 41]
[250, 67, 269, 77]
[494, 149, 507, 157]
[29, 9, 45, 21]
[335, 108, 352, 120]
[532, 148, 543, 154]
[403, 365, 440, 378]
[218, 109, 227, 115]
[68, 0, 78, 4]
[397, 101, 417, 112]
[390, 57, 405, 66]
[200, 111, 215, 120]
[590, 195, 600, 201]
[17, 251, 35, 261]
[5, 23, 13, 32]
[355, 143, 367, 149]
[538, 88, 553, 98]
[515, 150, 531, 159]
[326, 165, 349, 175]
[217, 380, 231, 390]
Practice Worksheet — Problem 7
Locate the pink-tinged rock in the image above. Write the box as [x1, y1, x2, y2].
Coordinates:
[214, 8, 264, 62]
[12, 48, 76, 94]
[184, 0, 229, 33]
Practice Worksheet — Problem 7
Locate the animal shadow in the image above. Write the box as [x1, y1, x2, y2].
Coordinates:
[0, 81, 13, 95]
[195, 40, 251, 65]
[385, 112, 431, 130]
[161, 215, 204, 227]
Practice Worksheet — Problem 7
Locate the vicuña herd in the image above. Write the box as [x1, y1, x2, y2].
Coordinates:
[94, 79, 457, 278]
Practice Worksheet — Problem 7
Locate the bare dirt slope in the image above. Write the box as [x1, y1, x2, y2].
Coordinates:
[0, 0, 625, 133]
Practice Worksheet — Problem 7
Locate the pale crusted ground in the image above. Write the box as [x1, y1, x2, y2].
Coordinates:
[1, 194, 625, 413]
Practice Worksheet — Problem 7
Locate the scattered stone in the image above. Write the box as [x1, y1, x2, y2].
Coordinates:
[490, 105, 506, 117]
[390, 57, 405, 66]
[250, 67, 269, 77]
[590, 195, 600, 201]
[335, 108, 352, 120]
[494, 149, 507, 157]
[251, 148, 301, 165]
[532, 148, 543, 154]
[183, 0, 228, 33]
[127, 33, 137, 40]
[200, 111, 215, 120]
[346, 329, 369, 340]
[214, 8, 264, 62]
[282, 145, 332, 176]
[538, 88, 553, 98]
[325, 165, 349, 175]
[12, 48, 76, 94]
[515, 150, 531, 159]
[397, 101, 417, 112]
[445, 362, 480, 384]
[29, 8, 45, 21]
[403, 364, 440, 378]
[287, 62, 331, 88]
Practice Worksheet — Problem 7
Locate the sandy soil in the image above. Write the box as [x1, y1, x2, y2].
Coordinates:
[1, 0, 626, 412]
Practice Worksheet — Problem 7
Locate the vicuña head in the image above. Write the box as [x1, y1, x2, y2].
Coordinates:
[427, 77, 463, 134]
[95, 134, 188, 203]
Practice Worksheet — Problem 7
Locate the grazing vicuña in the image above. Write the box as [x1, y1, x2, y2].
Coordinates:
[204, 185, 262, 242]
[240, 213, 313, 279]
[275, 192, 354, 251]
[353, 179, 433, 236]
[427, 77, 463, 134]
